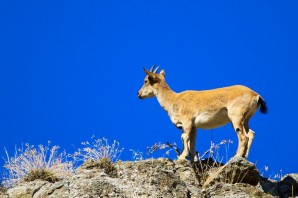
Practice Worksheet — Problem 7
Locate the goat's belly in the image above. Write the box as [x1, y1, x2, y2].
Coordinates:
[194, 111, 230, 129]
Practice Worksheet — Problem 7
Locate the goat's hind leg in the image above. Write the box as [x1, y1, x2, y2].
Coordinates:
[231, 118, 249, 158]
[244, 122, 255, 158]
[243, 101, 259, 158]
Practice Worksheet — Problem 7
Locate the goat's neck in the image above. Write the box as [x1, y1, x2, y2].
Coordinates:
[155, 82, 176, 113]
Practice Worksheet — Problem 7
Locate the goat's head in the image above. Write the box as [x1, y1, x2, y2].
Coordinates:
[138, 65, 166, 99]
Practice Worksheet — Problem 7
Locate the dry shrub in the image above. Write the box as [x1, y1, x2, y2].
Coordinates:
[193, 140, 233, 185]
[2, 142, 74, 187]
[79, 157, 117, 178]
[193, 157, 224, 185]
[72, 136, 124, 164]
[23, 169, 60, 183]
[96, 158, 117, 178]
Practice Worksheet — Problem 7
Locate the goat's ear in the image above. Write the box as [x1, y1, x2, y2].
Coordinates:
[160, 69, 165, 77]
[144, 68, 160, 82]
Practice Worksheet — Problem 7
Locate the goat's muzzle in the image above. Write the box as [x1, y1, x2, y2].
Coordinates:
[138, 92, 143, 99]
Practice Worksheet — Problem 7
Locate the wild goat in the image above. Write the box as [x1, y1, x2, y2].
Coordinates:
[138, 66, 267, 161]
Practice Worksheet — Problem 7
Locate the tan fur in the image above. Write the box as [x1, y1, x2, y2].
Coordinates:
[138, 67, 264, 161]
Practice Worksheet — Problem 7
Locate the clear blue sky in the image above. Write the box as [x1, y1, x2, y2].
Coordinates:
[0, 1, 297, 176]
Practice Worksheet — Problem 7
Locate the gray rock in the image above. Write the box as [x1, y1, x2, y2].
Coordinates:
[2, 158, 295, 198]
[0, 192, 8, 198]
[115, 158, 201, 197]
[6, 179, 47, 198]
[204, 182, 274, 198]
[203, 157, 260, 188]
[278, 174, 298, 198]
[33, 181, 69, 198]
[257, 176, 279, 196]
[3, 158, 203, 198]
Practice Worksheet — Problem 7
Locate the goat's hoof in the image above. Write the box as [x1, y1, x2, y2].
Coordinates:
[193, 156, 198, 162]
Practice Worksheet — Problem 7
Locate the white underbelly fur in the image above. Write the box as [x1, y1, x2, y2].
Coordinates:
[194, 109, 230, 129]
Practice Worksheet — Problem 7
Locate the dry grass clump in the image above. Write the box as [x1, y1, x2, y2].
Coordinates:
[1, 136, 123, 187]
[145, 139, 233, 185]
[96, 158, 117, 178]
[147, 142, 181, 157]
[193, 157, 224, 185]
[193, 140, 233, 184]
[72, 136, 123, 177]
[2, 142, 74, 187]
[79, 157, 117, 178]
[72, 136, 124, 164]
[130, 142, 181, 161]
[23, 169, 60, 183]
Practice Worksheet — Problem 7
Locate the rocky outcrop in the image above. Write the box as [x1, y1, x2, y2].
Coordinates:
[1, 157, 297, 198]
[2, 158, 202, 198]
[204, 182, 273, 198]
[279, 174, 298, 198]
[203, 157, 260, 188]
[258, 176, 279, 196]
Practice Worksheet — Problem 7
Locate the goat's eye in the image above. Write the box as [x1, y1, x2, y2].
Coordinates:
[144, 80, 148, 84]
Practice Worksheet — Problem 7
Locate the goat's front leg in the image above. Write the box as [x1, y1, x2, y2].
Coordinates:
[178, 124, 193, 161]
[189, 128, 197, 162]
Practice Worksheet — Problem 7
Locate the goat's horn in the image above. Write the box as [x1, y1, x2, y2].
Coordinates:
[150, 64, 156, 72]
[153, 66, 159, 73]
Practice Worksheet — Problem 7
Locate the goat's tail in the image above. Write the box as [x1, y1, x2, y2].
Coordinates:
[258, 96, 268, 114]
